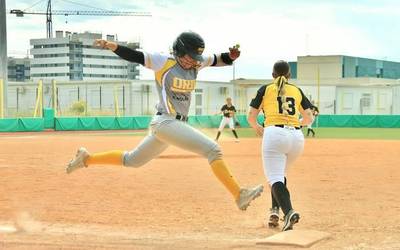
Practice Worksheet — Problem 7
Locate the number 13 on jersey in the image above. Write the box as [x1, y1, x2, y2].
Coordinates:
[277, 97, 296, 115]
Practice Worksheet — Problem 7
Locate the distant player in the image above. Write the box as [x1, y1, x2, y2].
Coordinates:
[66, 31, 263, 211]
[306, 104, 319, 137]
[215, 97, 240, 142]
[248, 60, 314, 231]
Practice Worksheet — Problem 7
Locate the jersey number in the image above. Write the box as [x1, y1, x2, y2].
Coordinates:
[277, 97, 296, 115]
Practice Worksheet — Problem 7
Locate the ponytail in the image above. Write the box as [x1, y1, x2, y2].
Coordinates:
[274, 76, 289, 115]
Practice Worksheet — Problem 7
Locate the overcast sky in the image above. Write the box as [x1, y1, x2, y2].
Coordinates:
[5, 0, 400, 81]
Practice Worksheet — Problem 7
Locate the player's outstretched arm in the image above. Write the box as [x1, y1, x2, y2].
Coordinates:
[211, 44, 241, 67]
[93, 39, 145, 65]
[248, 107, 264, 136]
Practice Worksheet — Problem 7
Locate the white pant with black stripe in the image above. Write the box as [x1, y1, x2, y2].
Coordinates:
[262, 126, 304, 185]
[218, 117, 235, 131]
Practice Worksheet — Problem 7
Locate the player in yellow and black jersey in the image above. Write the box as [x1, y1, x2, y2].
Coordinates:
[248, 60, 314, 231]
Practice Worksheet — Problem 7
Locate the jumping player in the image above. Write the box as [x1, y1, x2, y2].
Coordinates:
[215, 97, 240, 142]
[306, 104, 319, 137]
[247, 60, 314, 231]
[66, 31, 263, 211]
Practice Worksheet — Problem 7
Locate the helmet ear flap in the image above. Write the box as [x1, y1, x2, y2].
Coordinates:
[173, 38, 186, 57]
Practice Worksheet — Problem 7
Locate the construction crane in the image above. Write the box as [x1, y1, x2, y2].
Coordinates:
[10, 0, 151, 38]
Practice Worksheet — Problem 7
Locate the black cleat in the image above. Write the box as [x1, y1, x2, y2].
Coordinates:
[282, 209, 300, 231]
[267, 207, 280, 228]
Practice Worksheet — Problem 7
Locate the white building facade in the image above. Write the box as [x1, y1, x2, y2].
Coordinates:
[30, 31, 140, 82]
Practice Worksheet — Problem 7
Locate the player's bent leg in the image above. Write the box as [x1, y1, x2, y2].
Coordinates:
[87, 150, 125, 166]
[262, 126, 298, 228]
[66, 135, 168, 174]
[209, 159, 241, 199]
[209, 159, 263, 210]
[124, 134, 168, 168]
[154, 120, 263, 210]
[154, 119, 221, 162]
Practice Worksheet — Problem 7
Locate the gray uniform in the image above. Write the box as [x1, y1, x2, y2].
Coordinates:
[123, 52, 221, 166]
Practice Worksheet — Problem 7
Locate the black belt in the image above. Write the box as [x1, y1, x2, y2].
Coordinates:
[156, 112, 188, 122]
[275, 124, 301, 130]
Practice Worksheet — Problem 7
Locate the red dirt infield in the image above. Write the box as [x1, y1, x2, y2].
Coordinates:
[1, 131, 399, 249]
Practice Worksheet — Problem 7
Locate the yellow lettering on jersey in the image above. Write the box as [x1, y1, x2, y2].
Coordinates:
[171, 78, 196, 93]
[155, 59, 177, 86]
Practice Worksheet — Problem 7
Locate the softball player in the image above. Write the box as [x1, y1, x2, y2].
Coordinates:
[306, 104, 319, 137]
[215, 97, 239, 142]
[247, 60, 314, 231]
[66, 31, 263, 211]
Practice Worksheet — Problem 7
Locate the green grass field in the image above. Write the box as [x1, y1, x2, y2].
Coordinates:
[223, 127, 400, 140]
[82, 127, 400, 140]
[299, 127, 400, 140]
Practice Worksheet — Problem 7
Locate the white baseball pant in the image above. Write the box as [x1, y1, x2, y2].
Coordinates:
[262, 126, 304, 185]
[218, 117, 235, 131]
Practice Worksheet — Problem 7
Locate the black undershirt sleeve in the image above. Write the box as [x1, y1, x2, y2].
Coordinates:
[250, 85, 267, 109]
[220, 52, 233, 65]
[299, 88, 312, 110]
[210, 54, 217, 66]
[114, 45, 145, 65]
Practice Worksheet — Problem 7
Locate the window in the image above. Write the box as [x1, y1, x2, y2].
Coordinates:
[360, 93, 371, 108]
[343, 93, 353, 109]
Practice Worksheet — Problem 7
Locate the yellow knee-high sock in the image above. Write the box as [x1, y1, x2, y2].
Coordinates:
[86, 150, 124, 166]
[210, 159, 241, 200]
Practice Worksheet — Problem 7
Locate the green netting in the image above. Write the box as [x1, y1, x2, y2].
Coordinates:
[132, 116, 152, 129]
[235, 115, 250, 127]
[116, 117, 134, 129]
[0, 118, 44, 132]
[2, 115, 400, 132]
[0, 119, 19, 132]
[188, 115, 221, 128]
[317, 115, 400, 128]
[376, 115, 400, 127]
[55, 116, 153, 131]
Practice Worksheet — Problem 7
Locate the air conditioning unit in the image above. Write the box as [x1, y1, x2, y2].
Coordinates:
[219, 87, 228, 95]
[360, 94, 372, 107]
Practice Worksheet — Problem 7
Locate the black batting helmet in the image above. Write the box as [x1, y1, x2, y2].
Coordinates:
[172, 31, 205, 62]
